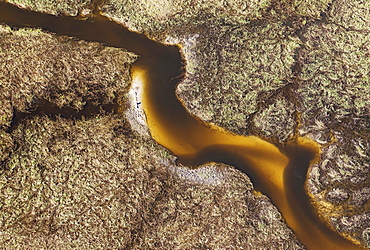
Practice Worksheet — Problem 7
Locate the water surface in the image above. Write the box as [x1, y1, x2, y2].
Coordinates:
[0, 2, 364, 249]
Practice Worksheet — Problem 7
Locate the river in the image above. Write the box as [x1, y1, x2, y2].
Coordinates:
[0, 2, 364, 249]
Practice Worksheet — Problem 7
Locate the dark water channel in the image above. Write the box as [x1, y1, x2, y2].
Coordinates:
[0, 2, 364, 249]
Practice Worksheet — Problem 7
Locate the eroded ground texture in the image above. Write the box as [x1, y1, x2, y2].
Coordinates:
[1, 0, 370, 248]
[100, 0, 370, 247]
[0, 24, 304, 249]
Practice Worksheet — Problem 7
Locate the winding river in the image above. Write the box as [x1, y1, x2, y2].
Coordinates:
[0, 2, 364, 249]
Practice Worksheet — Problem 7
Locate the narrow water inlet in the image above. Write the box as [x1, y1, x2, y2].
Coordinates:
[134, 63, 363, 250]
[0, 2, 365, 249]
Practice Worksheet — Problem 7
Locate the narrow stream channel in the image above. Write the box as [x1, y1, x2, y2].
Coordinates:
[0, 2, 364, 249]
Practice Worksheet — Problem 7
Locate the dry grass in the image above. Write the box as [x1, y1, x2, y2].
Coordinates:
[0, 25, 137, 129]
[0, 114, 304, 249]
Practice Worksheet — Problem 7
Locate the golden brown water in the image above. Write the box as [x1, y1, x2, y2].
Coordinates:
[0, 2, 364, 249]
